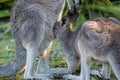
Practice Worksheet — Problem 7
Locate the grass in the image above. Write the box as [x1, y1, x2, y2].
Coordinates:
[0, 20, 118, 79]
[0, 38, 15, 65]
[0, 0, 119, 79]
[0, 37, 118, 80]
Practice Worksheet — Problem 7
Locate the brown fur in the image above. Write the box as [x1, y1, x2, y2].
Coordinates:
[53, 17, 120, 80]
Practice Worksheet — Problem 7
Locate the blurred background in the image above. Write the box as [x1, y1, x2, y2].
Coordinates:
[0, 0, 120, 79]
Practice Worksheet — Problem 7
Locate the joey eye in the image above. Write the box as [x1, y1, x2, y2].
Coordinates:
[53, 26, 56, 30]
[61, 21, 66, 28]
[61, 18, 66, 26]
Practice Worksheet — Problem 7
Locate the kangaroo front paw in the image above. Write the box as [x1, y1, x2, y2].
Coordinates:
[63, 74, 81, 80]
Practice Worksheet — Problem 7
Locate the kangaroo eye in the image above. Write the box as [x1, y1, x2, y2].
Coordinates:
[62, 18, 66, 26]
[53, 26, 56, 30]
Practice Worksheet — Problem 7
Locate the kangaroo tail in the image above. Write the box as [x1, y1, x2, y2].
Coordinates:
[0, 40, 26, 76]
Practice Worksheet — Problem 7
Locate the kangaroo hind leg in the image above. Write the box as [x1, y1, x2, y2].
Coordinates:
[107, 51, 120, 80]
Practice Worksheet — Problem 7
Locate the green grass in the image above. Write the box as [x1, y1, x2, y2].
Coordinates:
[0, 38, 15, 65]
[0, 10, 11, 18]
[0, 0, 12, 3]
[0, 0, 119, 79]
[0, 37, 118, 80]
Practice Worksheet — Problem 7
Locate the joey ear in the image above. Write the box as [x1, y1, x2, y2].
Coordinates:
[67, 6, 79, 23]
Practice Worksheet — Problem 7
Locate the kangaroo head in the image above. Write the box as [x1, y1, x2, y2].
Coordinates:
[53, 9, 79, 39]
[53, 17, 70, 39]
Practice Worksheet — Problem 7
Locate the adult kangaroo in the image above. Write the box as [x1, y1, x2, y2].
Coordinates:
[53, 17, 120, 80]
[0, 0, 65, 79]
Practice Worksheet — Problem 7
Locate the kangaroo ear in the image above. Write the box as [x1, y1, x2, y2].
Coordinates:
[61, 17, 69, 27]
[67, 7, 79, 23]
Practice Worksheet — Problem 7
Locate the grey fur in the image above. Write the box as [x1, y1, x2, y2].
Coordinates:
[53, 17, 120, 80]
[108, 17, 120, 25]
[0, 0, 65, 79]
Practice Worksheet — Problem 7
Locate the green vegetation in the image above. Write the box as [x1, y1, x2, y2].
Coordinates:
[73, 0, 120, 28]
[0, 0, 120, 79]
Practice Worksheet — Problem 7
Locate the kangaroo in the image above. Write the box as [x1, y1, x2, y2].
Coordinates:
[0, 0, 65, 79]
[0, 0, 81, 79]
[53, 17, 120, 80]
